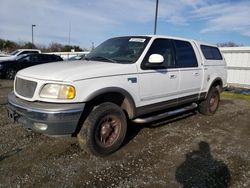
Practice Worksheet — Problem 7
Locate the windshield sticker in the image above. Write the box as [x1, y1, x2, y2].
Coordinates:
[129, 38, 146, 43]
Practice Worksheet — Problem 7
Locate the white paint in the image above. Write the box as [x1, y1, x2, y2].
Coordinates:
[45, 51, 89, 60]
[15, 35, 226, 108]
[220, 47, 250, 88]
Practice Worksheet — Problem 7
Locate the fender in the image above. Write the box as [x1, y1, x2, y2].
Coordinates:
[206, 77, 223, 98]
[85, 87, 136, 119]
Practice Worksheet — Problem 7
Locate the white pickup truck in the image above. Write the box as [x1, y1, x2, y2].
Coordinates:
[7, 35, 227, 156]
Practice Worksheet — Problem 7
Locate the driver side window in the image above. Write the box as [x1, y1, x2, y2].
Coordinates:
[142, 39, 175, 70]
[19, 56, 31, 62]
[29, 55, 40, 63]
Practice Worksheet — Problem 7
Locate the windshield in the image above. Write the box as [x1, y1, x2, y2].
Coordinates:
[10, 50, 21, 56]
[85, 36, 150, 63]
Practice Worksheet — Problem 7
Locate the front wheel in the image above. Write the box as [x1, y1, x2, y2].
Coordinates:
[198, 87, 220, 115]
[5, 68, 17, 79]
[77, 102, 127, 156]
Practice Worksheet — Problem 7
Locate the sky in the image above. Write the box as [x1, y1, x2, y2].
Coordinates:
[0, 0, 250, 48]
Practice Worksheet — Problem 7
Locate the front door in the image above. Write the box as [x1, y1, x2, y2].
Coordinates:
[137, 38, 180, 112]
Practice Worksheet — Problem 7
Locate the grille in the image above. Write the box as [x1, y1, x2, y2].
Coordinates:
[15, 77, 37, 98]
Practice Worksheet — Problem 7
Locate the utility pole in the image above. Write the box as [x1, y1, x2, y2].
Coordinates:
[154, 0, 159, 35]
[68, 20, 71, 46]
[32, 24, 36, 46]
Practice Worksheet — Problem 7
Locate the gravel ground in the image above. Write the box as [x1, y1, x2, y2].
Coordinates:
[0, 79, 250, 188]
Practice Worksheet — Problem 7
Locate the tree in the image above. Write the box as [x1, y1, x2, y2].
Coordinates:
[48, 42, 64, 52]
[22, 42, 36, 49]
[0, 39, 5, 51]
[62, 45, 83, 52]
[0, 38, 88, 53]
[0, 39, 19, 52]
[217, 42, 243, 47]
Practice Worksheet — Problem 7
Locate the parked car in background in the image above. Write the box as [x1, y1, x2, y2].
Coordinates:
[0, 52, 9, 57]
[0, 53, 62, 79]
[68, 54, 86, 61]
[0, 49, 41, 61]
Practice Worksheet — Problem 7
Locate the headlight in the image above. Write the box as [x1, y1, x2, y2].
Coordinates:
[40, 84, 75, 99]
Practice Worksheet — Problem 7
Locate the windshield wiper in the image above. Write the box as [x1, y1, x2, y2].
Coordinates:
[90, 56, 118, 63]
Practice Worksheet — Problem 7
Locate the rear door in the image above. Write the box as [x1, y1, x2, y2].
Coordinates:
[173, 40, 203, 103]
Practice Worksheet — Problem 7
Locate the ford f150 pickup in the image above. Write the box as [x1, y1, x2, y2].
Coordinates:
[7, 35, 227, 156]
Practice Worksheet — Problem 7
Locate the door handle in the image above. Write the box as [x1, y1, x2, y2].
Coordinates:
[194, 72, 200, 76]
[170, 74, 177, 79]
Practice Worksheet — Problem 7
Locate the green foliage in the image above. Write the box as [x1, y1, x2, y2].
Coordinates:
[22, 42, 36, 49]
[63, 45, 83, 52]
[0, 39, 19, 52]
[222, 91, 250, 102]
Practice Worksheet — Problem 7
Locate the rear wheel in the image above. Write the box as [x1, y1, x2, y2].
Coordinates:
[6, 68, 17, 79]
[77, 102, 127, 156]
[198, 87, 220, 115]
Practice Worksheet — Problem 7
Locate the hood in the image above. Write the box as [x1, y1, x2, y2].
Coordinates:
[0, 60, 15, 65]
[0, 54, 10, 57]
[17, 60, 138, 82]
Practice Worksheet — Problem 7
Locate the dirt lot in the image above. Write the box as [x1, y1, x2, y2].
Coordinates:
[0, 79, 250, 188]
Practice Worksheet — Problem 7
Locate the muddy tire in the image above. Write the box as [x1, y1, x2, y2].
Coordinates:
[77, 102, 127, 156]
[5, 68, 17, 80]
[198, 87, 220, 115]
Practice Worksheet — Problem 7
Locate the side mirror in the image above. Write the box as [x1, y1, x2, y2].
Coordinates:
[148, 54, 164, 64]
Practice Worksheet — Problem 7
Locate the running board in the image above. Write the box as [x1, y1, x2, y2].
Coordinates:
[132, 103, 198, 124]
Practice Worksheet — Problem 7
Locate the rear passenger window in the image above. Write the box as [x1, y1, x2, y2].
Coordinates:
[41, 55, 50, 62]
[173, 40, 198, 68]
[201, 45, 222, 60]
[30, 55, 40, 63]
[52, 55, 61, 61]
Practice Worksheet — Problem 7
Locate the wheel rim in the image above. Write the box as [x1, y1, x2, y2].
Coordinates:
[7, 69, 16, 79]
[209, 93, 219, 112]
[97, 115, 122, 148]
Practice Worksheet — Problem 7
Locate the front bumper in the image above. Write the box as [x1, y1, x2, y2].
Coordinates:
[7, 92, 85, 135]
